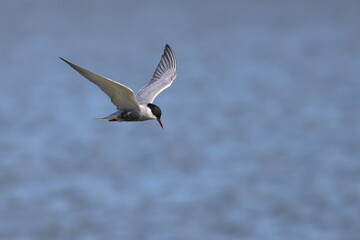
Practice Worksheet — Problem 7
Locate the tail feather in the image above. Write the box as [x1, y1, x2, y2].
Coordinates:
[94, 111, 121, 121]
[95, 116, 113, 119]
[95, 115, 121, 122]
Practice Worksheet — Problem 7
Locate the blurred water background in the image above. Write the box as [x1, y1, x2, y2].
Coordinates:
[0, 0, 359, 239]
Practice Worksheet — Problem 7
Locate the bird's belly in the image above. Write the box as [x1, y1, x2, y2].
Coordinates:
[118, 111, 139, 121]
[118, 110, 152, 122]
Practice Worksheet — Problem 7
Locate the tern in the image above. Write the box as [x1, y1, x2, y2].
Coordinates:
[60, 44, 176, 129]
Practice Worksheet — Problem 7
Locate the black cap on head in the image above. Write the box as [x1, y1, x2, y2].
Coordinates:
[147, 103, 162, 119]
[147, 103, 163, 129]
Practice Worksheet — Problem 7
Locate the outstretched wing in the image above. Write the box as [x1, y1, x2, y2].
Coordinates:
[136, 44, 177, 104]
[60, 58, 140, 110]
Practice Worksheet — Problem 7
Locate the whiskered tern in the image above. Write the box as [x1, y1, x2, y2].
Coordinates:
[60, 44, 176, 129]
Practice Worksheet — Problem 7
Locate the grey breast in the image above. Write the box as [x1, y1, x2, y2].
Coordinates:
[120, 110, 141, 121]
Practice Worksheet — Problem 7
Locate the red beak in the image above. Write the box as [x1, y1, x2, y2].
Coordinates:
[156, 118, 164, 129]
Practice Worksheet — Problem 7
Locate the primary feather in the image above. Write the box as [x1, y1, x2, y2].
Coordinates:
[136, 44, 177, 104]
[59, 57, 140, 110]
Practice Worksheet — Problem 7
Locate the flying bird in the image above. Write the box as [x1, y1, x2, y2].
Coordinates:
[60, 44, 176, 129]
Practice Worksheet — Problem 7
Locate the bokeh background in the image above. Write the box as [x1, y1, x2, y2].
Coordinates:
[1, 0, 359, 239]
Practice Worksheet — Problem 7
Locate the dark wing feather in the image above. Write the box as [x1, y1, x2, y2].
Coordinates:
[136, 44, 177, 104]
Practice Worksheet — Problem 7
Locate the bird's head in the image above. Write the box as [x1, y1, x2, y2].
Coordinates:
[147, 103, 163, 129]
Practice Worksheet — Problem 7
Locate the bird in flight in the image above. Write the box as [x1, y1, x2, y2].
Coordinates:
[60, 44, 176, 129]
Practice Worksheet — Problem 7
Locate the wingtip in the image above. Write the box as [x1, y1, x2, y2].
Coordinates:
[59, 57, 76, 67]
[59, 57, 69, 63]
[165, 44, 171, 50]
[164, 44, 175, 58]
